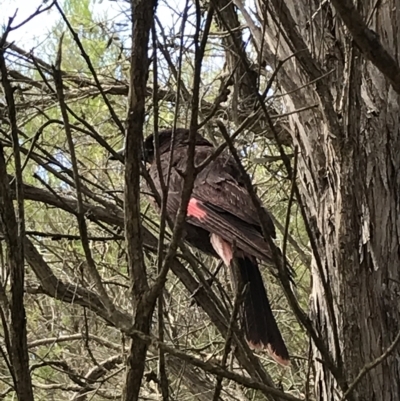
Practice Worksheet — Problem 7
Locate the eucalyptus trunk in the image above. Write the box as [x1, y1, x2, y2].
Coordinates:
[233, 0, 400, 399]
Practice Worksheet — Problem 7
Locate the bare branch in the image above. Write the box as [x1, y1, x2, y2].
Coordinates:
[52, 36, 114, 313]
[127, 327, 303, 401]
[122, 1, 158, 400]
[54, 1, 124, 134]
[0, 33, 34, 401]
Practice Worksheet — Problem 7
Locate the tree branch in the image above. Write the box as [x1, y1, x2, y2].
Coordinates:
[52, 35, 115, 314]
[122, 1, 158, 400]
[54, 1, 125, 133]
[0, 27, 34, 401]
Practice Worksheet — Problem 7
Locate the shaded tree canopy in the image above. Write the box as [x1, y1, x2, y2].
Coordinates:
[0, 0, 399, 400]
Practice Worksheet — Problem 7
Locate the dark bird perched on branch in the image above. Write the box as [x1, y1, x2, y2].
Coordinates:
[112, 128, 290, 366]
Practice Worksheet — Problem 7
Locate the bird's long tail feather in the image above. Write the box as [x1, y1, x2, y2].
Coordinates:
[235, 256, 289, 366]
[210, 234, 289, 366]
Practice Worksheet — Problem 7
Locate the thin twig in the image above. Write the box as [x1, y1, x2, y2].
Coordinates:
[152, 18, 169, 401]
[5, 1, 55, 33]
[282, 147, 298, 264]
[26, 230, 123, 241]
[52, 35, 115, 313]
[54, 1, 125, 133]
[212, 263, 246, 401]
[126, 327, 303, 401]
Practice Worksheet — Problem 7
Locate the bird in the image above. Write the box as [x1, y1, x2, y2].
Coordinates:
[112, 128, 290, 366]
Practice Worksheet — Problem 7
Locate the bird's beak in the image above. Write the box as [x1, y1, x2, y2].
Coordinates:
[109, 148, 125, 161]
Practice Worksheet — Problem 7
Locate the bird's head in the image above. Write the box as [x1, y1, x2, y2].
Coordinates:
[110, 128, 212, 164]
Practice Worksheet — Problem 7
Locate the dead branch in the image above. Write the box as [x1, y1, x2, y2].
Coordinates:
[0, 26, 34, 401]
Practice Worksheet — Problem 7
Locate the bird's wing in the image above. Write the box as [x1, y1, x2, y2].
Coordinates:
[194, 155, 276, 236]
[186, 197, 277, 263]
[189, 152, 278, 263]
[149, 147, 278, 264]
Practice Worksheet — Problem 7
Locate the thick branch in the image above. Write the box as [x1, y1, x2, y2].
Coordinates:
[0, 36, 34, 401]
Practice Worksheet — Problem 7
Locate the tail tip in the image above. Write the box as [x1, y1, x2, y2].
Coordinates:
[267, 344, 290, 367]
[248, 341, 290, 367]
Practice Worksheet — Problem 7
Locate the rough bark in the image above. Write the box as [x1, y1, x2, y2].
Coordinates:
[123, 1, 158, 400]
[229, 0, 400, 399]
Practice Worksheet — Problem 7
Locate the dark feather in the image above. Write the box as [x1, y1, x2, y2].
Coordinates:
[235, 256, 289, 365]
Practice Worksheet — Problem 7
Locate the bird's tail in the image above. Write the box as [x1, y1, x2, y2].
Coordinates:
[233, 256, 290, 366]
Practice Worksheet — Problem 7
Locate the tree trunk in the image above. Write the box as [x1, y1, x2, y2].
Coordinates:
[236, 1, 400, 399]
